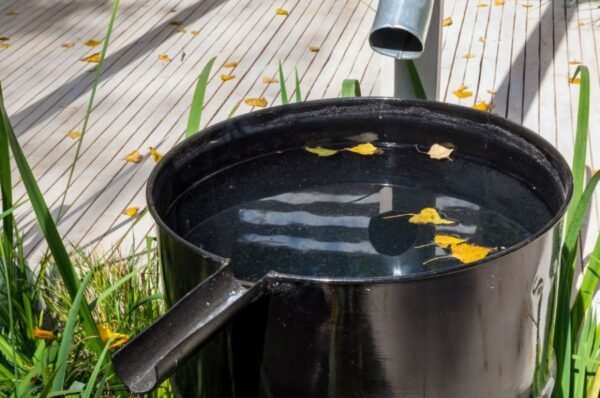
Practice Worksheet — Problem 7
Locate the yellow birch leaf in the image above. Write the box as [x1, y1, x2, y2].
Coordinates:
[124, 150, 142, 163]
[176, 28, 187, 33]
[494, 0, 505, 5]
[457, 84, 469, 91]
[434, 234, 468, 249]
[84, 39, 102, 47]
[569, 59, 581, 65]
[244, 97, 268, 107]
[305, 146, 339, 157]
[62, 41, 75, 48]
[223, 61, 238, 68]
[220, 74, 235, 81]
[275, 8, 289, 16]
[487, 88, 496, 95]
[479, 36, 486, 43]
[579, 21, 586, 27]
[345, 143, 381, 156]
[453, 89, 473, 99]
[409, 208, 455, 225]
[81, 53, 101, 63]
[472, 101, 490, 111]
[443, 17, 453, 27]
[464, 53, 476, 59]
[158, 53, 170, 63]
[98, 325, 130, 349]
[0, 35, 9, 41]
[191, 30, 200, 36]
[67, 131, 81, 140]
[308, 46, 320, 52]
[122, 207, 139, 217]
[149, 147, 163, 162]
[522, 2, 533, 8]
[169, 21, 183, 26]
[6, 11, 18, 16]
[419, 143, 454, 160]
[450, 243, 495, 264]
[262, 76, 279, 84]
[476, 2, 488, 8]
[32, 328, 56, 340]
[0, 44, 10, 50]
[169, 8, 177, 13]
[569, 77, 581, 84]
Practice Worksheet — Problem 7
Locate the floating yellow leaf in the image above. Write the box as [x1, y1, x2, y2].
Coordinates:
[522, 2, 533, 8]
[494, 0, 505, 5]
[169, 21, 183, 26]
[67, 131, 81, 140]
[463, 53, 476, 59]
[305, 146, 339, 157]
[569, 76, 581, 84]
[262, 76, 279, 84]
[450, 243, 494, 264]
[479, 36, 486, 43]
[409, 208, 455, 225]
[308, 46, 320, 52]
[487, 88, 496, 95]
[443, 17, 453, 27]
[149, 147, 163, 162]
[0, 35, 9, 41]
[453, 88, 473, 99]
[223, 61, 238, 68]
[98, 325, 130, 349]
[191, 30, 200, 36]
[122, 207, 139, 217]
[62, 41, 75, 48]
[176, 28, 187, 33]
[81, 52, 101, 63]
[472, 101, 490, 111]
[158, 53, 170, 63]
[418, 143, 454, 160]
[0, 43, 10, 50]
[32, 328, 56, 340]
[275, 8, 289, 16]
[569, 59, 581, 65]
[124, 150, 142, 163]
[434, 234, 468, 249]
[84, 39, 102, 47]
[345, 143, 381, 156]
[220, 74, 235, 81]
[244, 97, 268, 107]
[476, 2, 488, 8]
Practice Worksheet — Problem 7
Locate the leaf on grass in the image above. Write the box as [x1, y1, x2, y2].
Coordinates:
[220, 74, 235, 81]
[158, 53, 170, 63]
[275, 8, 289, 16]
[32, 328, 56, 340]
[434, 234, 468, 249]
[262, 76, 279, 84]
[223, 61, 238, 68]
[67, 131, 81, 140]
[305, 146, 339, 157]
[450, 242, 495, 264]
[473, 101, 490, 111]
[191, 30, 200, 36]
[122, 207, 139, 217]
[84, 39, 102, 47]
[81, 53, 101, 63]
[124, 150, 142, 163]
[569, 76, 581, 85]
[308, 46, 320, 52]
[0, 35, 9, 41]
[409, 208, 455, 225]
[453, 88, 473, 99]
[521, 2, 533, 8]
[176, 28, 187, 33]
[494, 0, 505, 5]
[443, 17, 453, 26]
[464, 53, 476, 59]
[149, 147, 163, 162]
[62, 41, 75, 48]
[418, 143, 455, 160]
[169, 21, 183, 26]
[345, 143, 381, 156]
[244, 97, 268, 107]
[569, 59, 581, 65]
[98, 325, 129, 349]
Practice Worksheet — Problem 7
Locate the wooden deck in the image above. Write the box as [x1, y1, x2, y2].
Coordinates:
[0, 0, 598, 259]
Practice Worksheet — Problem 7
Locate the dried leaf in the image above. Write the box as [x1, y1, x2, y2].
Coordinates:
[244, 97, 268, 107]
[275, 8, 289, 16]
[521, 2, 533, 8]
[345, 143, 381, 156]
[487, 88, 496, 95]
[124, 150, 142, 163]
[84, 39, 102, 47]
[220, 74, 235, 81]
[67, 131, 81, 140]
[149, 147, 163, 162]
[169, 21, 183, 26]
[450, 242, 495, 264]
[434, 234, 468, 249]
[569, 59, 581, 65]
[122, 207, 139, 217]
[158, 53, 170, 63]
[472, 101, 490, 111]
[409, 208, 455, 225]
[0, 43, 10, 50]
[419, 143, 454, 160]
[479, 36, 486, 43]
[191, 30, 200, 36]
[308, 46, 320, 52]
[494, 0, 505, 5]
[62, 41, 75, 48]
[569, 76, 581, 84]
[453, 89, 473, 99]
[463, 53, 476, 59]
[443, 17, 453, 27]
[6, 11, 18, 16]
[262, 76, 279, 84]
[579, 21, 586, 27]
[98, 325, 130, 349]
[81, 52, 101, 63]
[305, 146, 339, 157]
[176, 28, 187, 33]
[32, 328, 56, 340]
[223, 61, 238, 68]
[0, 35, 9, 41]
[476, 2, 488, 8]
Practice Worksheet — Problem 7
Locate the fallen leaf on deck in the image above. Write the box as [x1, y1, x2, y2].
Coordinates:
[579, 21, 586, 27]
[0, 35, 9, 41]
[450, 242, 495, 264]
[409, 208, 455, 225]
[457, 84, 469, 91]
[262, 76, 279, 84]
[221, 74, 235, 81]
[487, 88, 496, 95]
[124, 150, 142, 163]
[275, 8, 289, 16]
[569, 77, 581, 84]
[521, 2, 533, 8]
[494, 0, 505, 5]
[443, 17, 453, 27]
[81, 53, 101, 63]
[305, 146, 339, 157]
[122, 207, 139, 217]
[62, 41, 75, 48]
[434, 234, 468, 249]
[244, 97, 268, 107]
[569, 60, 581, 65]
[67, 131, 81, 140]
[308, 46, 320, 52]
[191, 30, 200, 36]
[223, 61, 238, 68]
[6, 11, 18, 16]
[176, 28, 187, 33]
[0, 44, 10, 50]
[453, 88, 473, 99]
[84, 39, 102, 47]
[149, 147, 163, 162]
[158, 53, 170, 62]
[479, 36, 486, 43]
[417, 143, 455, 160]
[472, 101, 490, 111]
[169, 21, 183, 26]
[476, 2, 488, 8]
[345, 143, 380, 156]
[464, 53, 476, 59]
[169, 8, 177, 12]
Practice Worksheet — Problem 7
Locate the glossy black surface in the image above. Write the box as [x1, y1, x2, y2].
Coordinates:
[113, 98, 572, 397]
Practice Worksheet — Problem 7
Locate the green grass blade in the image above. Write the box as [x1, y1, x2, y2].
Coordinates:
[0, 84, 103, 357]
[186, 57, 217, 137]
[573, 310, 595, 397]
[52, 271, 93, 391]
[571, 236, 600, 333]
[0, 96, 12, 245]
[341, 80, 362, 97]
[81, 340, 111, 398]
[278, 61, 289, 105]
[91, 372, 108, 398]
[590, 365, 600, 398]
[91, 263, 148, 310]
[405, 60, 427, 100]
[294, 67, 302, 103]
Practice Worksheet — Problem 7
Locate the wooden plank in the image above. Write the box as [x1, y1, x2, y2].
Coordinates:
[537, 0, 557, 147]
[505, 0, 529, 123]
[490, 0, 517, 118]
[521, 0, 541, 134]
[440, 0, 468, 100]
